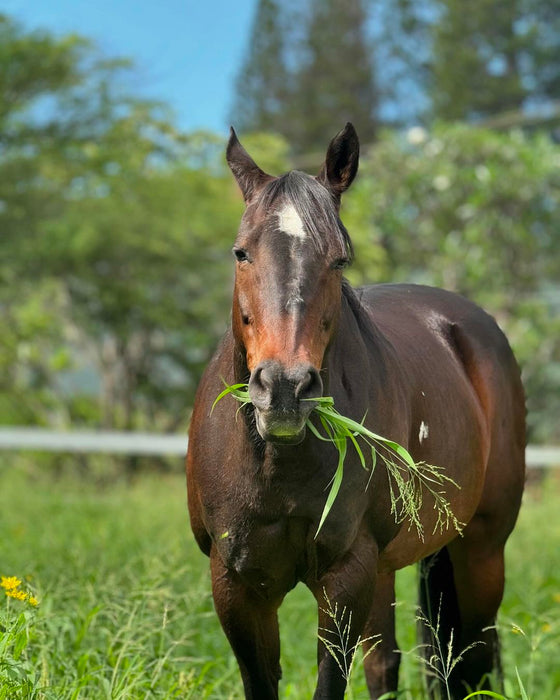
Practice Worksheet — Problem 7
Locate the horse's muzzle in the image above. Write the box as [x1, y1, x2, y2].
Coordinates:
[248, 360, 323, 444]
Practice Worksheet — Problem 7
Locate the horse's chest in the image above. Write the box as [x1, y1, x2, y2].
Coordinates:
[213, 513, 308, 597]
[208, 474, 361, 596]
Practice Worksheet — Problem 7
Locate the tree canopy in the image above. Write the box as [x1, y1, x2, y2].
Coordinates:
[231, 0, 378, 154]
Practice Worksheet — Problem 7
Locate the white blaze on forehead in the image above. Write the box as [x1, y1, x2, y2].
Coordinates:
[419, 421, 429, 444]
[277, 203, 306, 239]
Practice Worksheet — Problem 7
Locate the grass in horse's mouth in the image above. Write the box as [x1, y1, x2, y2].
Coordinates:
[212, 383, 463, 540]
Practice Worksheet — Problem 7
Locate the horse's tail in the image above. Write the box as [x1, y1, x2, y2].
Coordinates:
[418, 547, 461, 698]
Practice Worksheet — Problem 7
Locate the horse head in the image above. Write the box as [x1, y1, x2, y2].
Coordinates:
[226, 123, 359, 444]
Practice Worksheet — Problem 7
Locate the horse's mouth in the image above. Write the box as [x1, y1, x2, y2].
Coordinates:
[254, 409, 308, 445]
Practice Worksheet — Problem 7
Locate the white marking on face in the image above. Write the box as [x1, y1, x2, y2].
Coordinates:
[277, 203, 306, 239]
[419, 421, 429, 444]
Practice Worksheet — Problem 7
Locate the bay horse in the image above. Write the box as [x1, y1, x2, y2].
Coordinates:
[186, 123, 525, 699]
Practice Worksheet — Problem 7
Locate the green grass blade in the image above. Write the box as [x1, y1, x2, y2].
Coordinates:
[306, 417, 334, 443]
[315, 438, 347, 538]
[516, 666, 530, 700]
[211, 381, 250, 414]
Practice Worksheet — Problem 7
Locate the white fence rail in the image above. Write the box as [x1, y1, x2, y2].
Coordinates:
[0, 428, 188, 456]
[0, 427, 559, 468]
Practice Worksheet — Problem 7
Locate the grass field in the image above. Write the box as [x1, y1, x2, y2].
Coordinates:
[1, 463, 559, 699]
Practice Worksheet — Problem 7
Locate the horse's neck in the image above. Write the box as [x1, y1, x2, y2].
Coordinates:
[328, 283, 399, 410]
[337, 282, 388, 363]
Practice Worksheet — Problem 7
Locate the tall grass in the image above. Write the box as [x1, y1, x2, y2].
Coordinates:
[1, 462, 559, 698]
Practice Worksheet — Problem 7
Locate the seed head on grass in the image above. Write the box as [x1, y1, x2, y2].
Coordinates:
[318, 588, 381, 685]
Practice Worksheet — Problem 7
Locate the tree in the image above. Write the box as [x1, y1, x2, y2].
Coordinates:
[230, 0, 291, 135]
[518, 0, 560, 106]
[372, 0, 434, 126]
[230, 0, 379, 157]
[370, 0, 560, 126]
[431, 0, 528, 120]
[429, 0, 560, 122]
[289, 0, 378, 154]
[0, 14, 90, 427]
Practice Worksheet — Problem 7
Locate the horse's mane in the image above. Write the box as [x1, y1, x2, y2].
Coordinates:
[341, 279, 388, 358]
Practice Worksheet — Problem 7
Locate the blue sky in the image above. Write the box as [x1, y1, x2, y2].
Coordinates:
[2, 0, 257, 135]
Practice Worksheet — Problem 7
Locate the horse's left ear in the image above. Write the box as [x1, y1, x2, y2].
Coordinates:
[226, 127, 273, 203]
[317, 123, 360, 202]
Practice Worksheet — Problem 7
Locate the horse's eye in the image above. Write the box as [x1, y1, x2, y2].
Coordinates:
[233, 247, 250, 263]
[332, 258, 349, 270]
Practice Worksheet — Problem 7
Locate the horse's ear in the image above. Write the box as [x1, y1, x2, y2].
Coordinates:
[226, 127, 273, 203]
[317, 123, 360, 202]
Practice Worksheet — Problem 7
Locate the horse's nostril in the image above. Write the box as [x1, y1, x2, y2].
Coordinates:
[295, 367, 323, 401]
[252, 365, 275, 392]
[249, 363, 277, 409]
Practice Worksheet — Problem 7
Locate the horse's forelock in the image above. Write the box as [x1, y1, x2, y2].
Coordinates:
[256, 171, 353, 260]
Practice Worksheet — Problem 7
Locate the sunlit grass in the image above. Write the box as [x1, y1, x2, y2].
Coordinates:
[1, 464, 559, 698]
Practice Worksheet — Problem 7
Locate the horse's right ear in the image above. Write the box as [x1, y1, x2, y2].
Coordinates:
[317, 123, 360, 204]
[226, 128, 273, 203]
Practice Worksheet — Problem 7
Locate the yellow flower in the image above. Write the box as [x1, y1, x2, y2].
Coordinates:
[2, 575, 39, 606]
[5, 587, 28, 602]
[553, 593, 560, 604]
[1, 576, 22, 591]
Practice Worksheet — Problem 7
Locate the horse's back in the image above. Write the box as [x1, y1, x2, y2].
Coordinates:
[358, 283, 524, 430]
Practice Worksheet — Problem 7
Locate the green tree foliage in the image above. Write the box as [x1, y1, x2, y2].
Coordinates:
[401, 0, 560, 123]
[526, 0, 560, 102]
[362, 0, 560, 125]
[0, 14, 88, 426]
[372, 0, 434, 126]
[431, 0, 529, 120]
[230, 0, 290, 135]
[289, 0, 378, 153]
[0, 15, 242, 441]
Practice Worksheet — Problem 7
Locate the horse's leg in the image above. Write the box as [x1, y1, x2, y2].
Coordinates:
[445, 520, 507, 697]
[210, 550, 282, 700]
[362, 571, 400, 698]
[308, 536, 378, 700]
[418, 547, 461, 699]
[418, 533, 507, 699]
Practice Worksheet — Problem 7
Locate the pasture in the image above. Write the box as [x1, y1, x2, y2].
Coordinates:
[1, 464, 559, 699]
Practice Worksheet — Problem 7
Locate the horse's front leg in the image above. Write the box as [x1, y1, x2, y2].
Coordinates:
[362, 571, 400, 698]
[309, 535, 379, 700]
[210, 549, 283, 700]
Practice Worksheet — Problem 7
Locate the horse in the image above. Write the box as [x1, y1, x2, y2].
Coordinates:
[186, 123, 525, 699]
